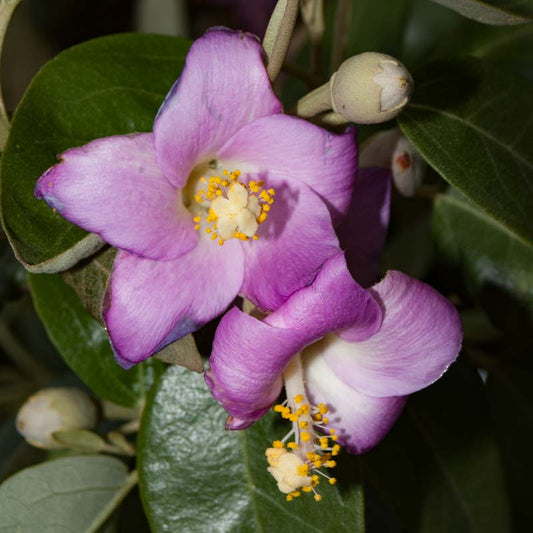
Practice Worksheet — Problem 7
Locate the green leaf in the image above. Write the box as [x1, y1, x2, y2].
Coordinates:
[0, 455, 137, 533]
[138, 366, 365, 533]
[62, 246, 116, 324]
[0, 33, 190, 270]
[323, 0, 410, 74]
[28, 272, 163, 407]
[52, 429, 107, 453]
[399, 58, 533, 243]
[344, 0, 411, 57]
[363, 359, 511, 532]
[382, 196, 434, 279]
[431, 19, 533, 79]
[401, 0, 465, 66]
[433, 192, 533, 329]
[468, 24, 533, 78]
[429, 0, 533, 24]
[486, 366, 533, 531]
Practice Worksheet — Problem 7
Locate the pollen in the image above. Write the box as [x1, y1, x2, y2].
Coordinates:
[266, 398, 342, 503]
[192, 169, 275, 244]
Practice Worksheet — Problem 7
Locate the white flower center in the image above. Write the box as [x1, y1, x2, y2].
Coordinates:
[190, 168, 275, 246]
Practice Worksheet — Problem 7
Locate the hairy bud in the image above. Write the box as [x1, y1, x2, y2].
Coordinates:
[392, 136, 426, 196]
[331, 52, 413, 124]
[16, 387, 98, 449]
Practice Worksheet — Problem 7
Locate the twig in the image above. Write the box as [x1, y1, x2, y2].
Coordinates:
[264, 0, 300, 82]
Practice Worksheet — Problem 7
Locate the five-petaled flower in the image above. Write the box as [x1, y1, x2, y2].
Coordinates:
[205, 168, 463, 459]
[34, 28, 356, 368]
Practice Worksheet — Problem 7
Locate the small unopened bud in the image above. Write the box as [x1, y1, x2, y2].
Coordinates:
[331, 52, 413, 124]
[16, 387, 98, 449]
[392, 136, 426, 196]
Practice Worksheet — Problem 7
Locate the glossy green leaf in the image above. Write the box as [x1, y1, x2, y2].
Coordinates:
[433, 192, 533, 328]
[399, 58, 533, 243]
[363, 359, 511, 532]
[429, 0, 533, 24]
[139, 366, 365, 533]
[0, 455, 137, 533]
[28, 272, 163, 407]
[0, 33, 190, 269]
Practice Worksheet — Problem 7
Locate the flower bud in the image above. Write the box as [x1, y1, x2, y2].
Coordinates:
[16, 387, 98, 449]
[330, 52, 413, 124]
[392, 136, 426, 196]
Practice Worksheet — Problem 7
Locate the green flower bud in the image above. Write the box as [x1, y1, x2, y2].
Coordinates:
[16, 387, 98, 449]
[331, 52, 413, 124]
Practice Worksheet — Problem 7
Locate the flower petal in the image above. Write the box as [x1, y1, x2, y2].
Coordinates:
[265, 252, 382, 342]
[104, 236, 244, 367]
[239, 178, 341, 311]
[206, 253, 382, 425]
[206, 308, 309, 426]
[219, 114, 356, 223]
[337, 167, 391, 287]
[325, 271, 463, 397]
[154, 28, 282, 188]
[303, 348, 406, 454]
[35, 133, 197, 261]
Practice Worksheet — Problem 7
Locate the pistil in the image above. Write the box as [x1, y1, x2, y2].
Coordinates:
[193, 169, 275, 245]
[265, 353, 340, 502]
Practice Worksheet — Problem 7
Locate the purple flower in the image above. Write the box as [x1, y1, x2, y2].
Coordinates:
[34, 28, 356, 368]
[205, 168, 463, 455]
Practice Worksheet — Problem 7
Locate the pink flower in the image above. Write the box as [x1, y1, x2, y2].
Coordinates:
[206, 169, 463, 454]
[35, 28, 356, 368]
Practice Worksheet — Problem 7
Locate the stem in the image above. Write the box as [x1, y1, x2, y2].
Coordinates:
[330, 0, 352, 74]
[0, 0, 21, 150]
[118, 419, 141, 435]
[314, 110, 349, 127]
[295, 81, 332, 118]
[87, 470, 139, 533]
[264, 0, 300, 83]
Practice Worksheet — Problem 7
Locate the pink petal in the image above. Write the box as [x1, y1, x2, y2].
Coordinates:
[104, 236, 244, 367]
[326, 271, 463, 397]
[219, 114, 356, 224]
[337, 167, 391, 287]
[265, 252, 382, 342]
[206, 253, 382, 425]
[239, 177, 341, 311]
[206, 308, 309, 426]
[303, 348, 407, 454]
[35, 133, 197, 261]
[154, 28, 282, 188]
